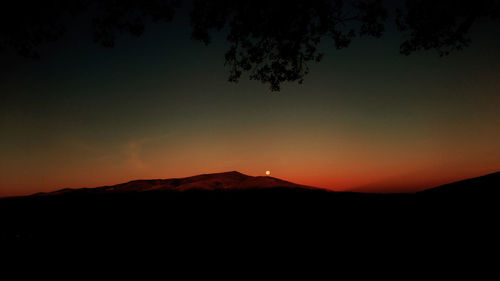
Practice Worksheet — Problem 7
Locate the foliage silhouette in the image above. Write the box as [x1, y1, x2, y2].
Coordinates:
[397, 0, 500, 56]
[190, 0, 388, 91]
[1, 0, 499, 90]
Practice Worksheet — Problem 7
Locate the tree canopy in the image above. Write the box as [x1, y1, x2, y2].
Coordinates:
[1, 0, 499, 90]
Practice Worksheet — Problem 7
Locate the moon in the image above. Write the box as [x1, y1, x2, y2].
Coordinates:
[265, 170, 271, 176]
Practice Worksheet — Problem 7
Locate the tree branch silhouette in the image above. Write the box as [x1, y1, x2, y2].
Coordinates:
[1, 0, 498, 91]
[397, 0, 500, 56]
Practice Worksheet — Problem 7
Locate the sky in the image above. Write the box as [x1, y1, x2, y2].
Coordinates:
[1, 6, 500, 197]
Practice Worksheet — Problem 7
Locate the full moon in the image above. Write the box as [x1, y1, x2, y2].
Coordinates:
[265, 170, 271, 176]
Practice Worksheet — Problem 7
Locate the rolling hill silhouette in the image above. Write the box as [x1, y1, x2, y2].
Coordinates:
[419, 171, 500, 197]
[31, 171, 319, 197]
[1, 171, 498, 244]
[23, 170, 500, 199]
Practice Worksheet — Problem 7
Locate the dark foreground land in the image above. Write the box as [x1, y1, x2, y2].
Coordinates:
[1, 172, 499, 255]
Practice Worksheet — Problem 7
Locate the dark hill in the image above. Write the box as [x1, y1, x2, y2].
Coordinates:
[1, 171, 498, 246]
[31, 171, 319, 197]
[418, 171, 500, 198]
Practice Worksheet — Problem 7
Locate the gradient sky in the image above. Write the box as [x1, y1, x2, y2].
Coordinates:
[1, 8, 500, 197]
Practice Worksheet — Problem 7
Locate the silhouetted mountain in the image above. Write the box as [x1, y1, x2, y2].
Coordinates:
[1, 171, 498, 246]
[31, 171, 319, 197]
[419, 171, 500, 197]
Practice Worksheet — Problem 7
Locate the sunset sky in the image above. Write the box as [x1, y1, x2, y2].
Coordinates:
[1, 7, 500, 197]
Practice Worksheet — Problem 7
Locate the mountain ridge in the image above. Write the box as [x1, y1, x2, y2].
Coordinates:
[418, 171, 500, 196]
[2, 171, 499, 242]
[29, 171, 322, 197]
[8, 170, 500, 199]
